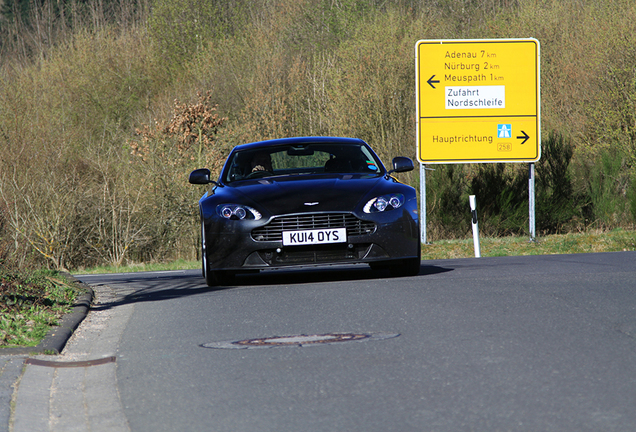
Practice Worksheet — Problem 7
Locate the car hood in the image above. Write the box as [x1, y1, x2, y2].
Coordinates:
[228, 175, 384, 215]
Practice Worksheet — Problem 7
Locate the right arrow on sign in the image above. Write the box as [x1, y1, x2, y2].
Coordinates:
[517, 131, 530, 145]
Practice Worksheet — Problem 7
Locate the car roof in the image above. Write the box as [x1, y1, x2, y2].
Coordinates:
[231, 136, 369, 152]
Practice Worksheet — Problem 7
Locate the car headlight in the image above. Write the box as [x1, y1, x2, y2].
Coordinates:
[216, 204, 262, 220]
[363, 193, 405, 213]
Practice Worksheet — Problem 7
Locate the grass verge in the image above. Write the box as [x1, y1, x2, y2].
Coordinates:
[75, 258, 200, 275]
[422, 229, 636, 260]
[0, 270, 78, 348]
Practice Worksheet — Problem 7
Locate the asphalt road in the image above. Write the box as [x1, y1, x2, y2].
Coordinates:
[76, 252, 636, 432]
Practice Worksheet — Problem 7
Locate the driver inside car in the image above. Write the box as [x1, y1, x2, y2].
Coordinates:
[250, 151, 273, 173]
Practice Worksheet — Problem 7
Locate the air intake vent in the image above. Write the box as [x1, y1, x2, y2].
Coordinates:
[252, 213, 376, 241]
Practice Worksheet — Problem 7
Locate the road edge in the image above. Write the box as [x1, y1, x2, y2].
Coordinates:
[0, 273, 94, 356]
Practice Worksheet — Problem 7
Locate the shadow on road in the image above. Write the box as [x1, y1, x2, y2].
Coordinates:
[233, 263, 453, 287]
[84, 263, 453, 311]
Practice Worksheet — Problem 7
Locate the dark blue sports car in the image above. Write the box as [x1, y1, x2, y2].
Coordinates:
[189, 136, 420, 286]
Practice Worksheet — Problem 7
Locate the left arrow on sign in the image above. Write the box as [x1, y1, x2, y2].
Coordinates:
[516, 131, 530, 145]
[427, 75, 440, 89]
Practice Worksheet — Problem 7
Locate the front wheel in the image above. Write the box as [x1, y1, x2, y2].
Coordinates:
[201, 221, 234, 287]
[203, 254, 235, 287]
[388, 257, 421, 277]
[370, 241, 421, 277]
[201, 221, 207, 278]
[369, 257, 421, 277]
[391, 241, 422, 277]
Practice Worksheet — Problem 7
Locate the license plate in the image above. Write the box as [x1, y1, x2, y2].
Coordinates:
[282, 228, 347, 246]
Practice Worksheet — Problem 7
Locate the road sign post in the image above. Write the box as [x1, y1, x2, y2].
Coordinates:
[415, 38, 540, 241]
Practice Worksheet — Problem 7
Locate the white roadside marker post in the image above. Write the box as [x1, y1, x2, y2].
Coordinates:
[469, 195, 481, 258]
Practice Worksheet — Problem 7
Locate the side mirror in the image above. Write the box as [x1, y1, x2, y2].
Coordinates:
[189, 168, 212, 185]
[388, 157, 414, 174]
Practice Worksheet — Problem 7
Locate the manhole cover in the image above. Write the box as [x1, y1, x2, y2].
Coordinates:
[201, 332, 399, 350]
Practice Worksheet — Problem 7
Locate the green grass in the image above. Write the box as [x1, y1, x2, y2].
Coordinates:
[0, 270, 79, 348]
[75, 258, 201, 275]
[422, 229, 636, 260]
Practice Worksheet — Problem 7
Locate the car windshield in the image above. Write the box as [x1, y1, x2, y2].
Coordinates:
[223, 142, 384, 183]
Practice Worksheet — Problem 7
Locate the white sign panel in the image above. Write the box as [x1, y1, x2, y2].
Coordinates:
[445, 86, 505, 109]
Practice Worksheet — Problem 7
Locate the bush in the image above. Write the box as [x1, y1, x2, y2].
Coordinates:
[536, 132, 582, 233]
[426, 165, 470, 239]
[579, 148, 633, 229]
[629, 175, 636, 223]
[426, 132, 586, 239]
[2, 0, 636, 270]
[469, 164, 528, 236]
[125, 92, 228, 263]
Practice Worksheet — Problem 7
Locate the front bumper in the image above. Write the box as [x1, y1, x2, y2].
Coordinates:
[203, 209, 419, 272]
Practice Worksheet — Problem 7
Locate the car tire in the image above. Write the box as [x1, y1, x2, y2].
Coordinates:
[201, 220, 207, 278]
[389, 257, 421, 277]
[205, 267, 235, 287]
[390, 240, 422, 277]
[370, 241, 421, 277]
[201, 220, 218, 286]
[201, 220, 235, 287]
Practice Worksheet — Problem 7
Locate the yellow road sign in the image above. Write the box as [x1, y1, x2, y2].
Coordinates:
[416, 39, 540, 163]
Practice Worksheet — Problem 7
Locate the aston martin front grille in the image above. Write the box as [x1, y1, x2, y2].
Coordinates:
[251, 213, 376, 241]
